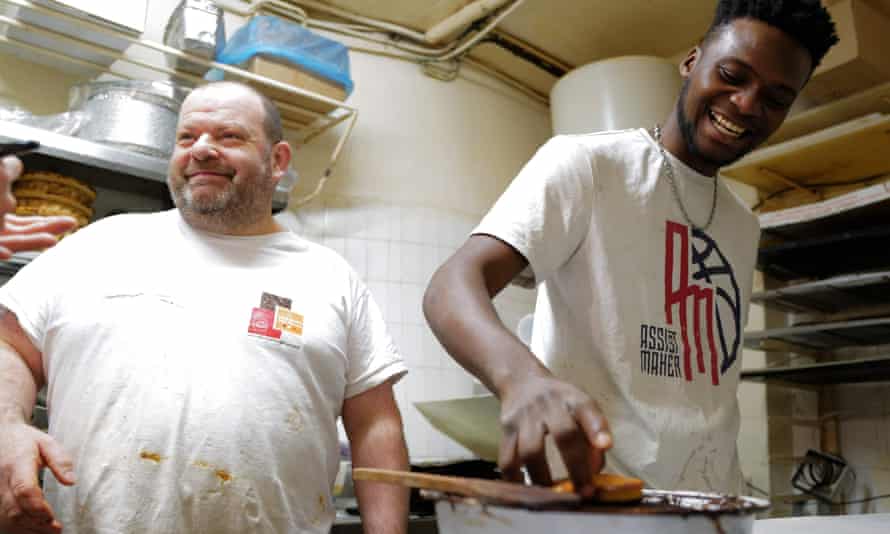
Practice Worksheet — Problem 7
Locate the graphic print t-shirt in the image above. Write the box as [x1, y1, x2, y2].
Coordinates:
[474, 129, 760, 494]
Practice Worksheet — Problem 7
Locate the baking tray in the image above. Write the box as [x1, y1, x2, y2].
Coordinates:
[758, 223, 890, 280]
[751, 270, 890, 313]
[745, 316, 890, 350]
[741, 355, 890, 385]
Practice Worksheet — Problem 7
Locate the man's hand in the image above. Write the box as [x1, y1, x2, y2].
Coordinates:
[0, 156, 22, 230]
[0, 215, 78, 260]
[0, 156, 78, 260]
[498, 372, 612, 498]
[0, 422, 75, 534]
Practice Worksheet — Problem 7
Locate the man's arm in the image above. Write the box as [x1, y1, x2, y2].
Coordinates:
[423, 234, 612, 496]
[0, 309, 75, 534]
[342, 378, 409, 534]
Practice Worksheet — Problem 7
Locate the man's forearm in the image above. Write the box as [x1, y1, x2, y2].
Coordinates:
[351, 415, 409, 534]
[424, 259, 548, 398]
[345, 382, 410, 534]
[0, 339, 37, 425]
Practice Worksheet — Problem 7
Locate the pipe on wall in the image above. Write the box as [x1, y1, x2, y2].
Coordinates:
[425, 0, 513, 44]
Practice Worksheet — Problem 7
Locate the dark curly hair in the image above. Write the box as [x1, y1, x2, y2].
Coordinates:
[705, 0, 839, 69]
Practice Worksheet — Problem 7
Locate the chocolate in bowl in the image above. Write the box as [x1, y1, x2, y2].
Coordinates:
[428, 489, 769, 534]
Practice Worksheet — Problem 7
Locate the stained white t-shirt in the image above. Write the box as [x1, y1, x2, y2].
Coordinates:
[474, 129, 760, 494]
[0, 210, 406, 533]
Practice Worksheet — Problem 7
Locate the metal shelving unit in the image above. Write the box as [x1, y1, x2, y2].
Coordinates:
[745, 316, 890, 351]
[0, 119, 167, 186]
[0, 0, 359, 275]
[741, 355, 890, 385]
[750, 270, 890, 313]
[742, 136, 890, 384]
[0, 0, 359, 145]
[758, 224, 890, 281]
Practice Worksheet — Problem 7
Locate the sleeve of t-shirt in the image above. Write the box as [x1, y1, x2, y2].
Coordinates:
[473, 135, 596, 287]
[0, 215, 117, 356]
[0, 231, 84, 353]
[344, 280, 407, 399]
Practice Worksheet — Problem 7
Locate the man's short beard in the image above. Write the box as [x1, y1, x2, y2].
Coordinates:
[675, 78, 751, 171]
[180, 186, 235, 215]
[170, 180, 269, 231]
[676, 79, 701, 162]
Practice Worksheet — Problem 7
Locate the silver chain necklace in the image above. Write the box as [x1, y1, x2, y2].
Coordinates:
[653, 125, 717, 232]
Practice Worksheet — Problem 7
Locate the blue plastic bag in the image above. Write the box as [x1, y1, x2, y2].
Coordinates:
[209, 16, 353, 95]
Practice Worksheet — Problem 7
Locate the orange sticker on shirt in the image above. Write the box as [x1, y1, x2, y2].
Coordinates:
[274, 306, 304, 336]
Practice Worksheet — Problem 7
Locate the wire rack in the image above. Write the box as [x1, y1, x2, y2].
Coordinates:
[0, 0, 358, 187]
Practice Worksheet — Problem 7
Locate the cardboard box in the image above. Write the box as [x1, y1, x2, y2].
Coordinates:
[244, 56, 348, 126]
[803, 0, 890, 104]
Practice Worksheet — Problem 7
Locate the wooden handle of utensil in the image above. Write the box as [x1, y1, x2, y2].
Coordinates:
[353, 468, 581, 508]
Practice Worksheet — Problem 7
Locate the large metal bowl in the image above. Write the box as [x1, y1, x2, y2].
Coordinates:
[432, 489, 769, 534]
[69, 80, 189, 158]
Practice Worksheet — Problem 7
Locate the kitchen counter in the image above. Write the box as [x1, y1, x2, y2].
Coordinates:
[753, 513, 889, 533]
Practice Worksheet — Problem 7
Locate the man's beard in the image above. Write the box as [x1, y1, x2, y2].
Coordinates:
[676, 79, 702, 163]
[170, 177, 270, 230]
[182, 182, 239, 214]
[675, 79, 752, 171]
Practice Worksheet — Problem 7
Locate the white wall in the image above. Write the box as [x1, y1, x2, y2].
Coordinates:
[0, 54, 82, 113]
[831, 383, 890, 513]
[278, 49, 550, 461]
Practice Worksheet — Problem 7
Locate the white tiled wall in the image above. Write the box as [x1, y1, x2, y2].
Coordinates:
[278, 194, 537, 461]
[831, 383, 890, 513]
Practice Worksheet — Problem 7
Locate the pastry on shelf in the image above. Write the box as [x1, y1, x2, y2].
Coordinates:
[13, 172, 95, 234]
[13, 171, 96, 206]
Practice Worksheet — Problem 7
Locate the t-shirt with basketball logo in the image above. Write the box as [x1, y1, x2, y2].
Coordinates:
[474, 128, 760, 494]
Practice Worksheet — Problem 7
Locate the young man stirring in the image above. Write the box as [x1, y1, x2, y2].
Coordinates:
[425, 0, 838, 497]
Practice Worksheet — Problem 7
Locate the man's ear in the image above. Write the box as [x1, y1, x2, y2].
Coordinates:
[680, 46, 701, 78]
[270, 141, 292, 186]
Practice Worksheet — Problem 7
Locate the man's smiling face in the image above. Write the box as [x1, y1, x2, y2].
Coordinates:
[674, 17, 812, 175]
[168, 84, 279, 227]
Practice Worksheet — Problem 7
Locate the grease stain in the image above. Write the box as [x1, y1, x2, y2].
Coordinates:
[140, 451, 164, 463]
[286, 406, 305, 432]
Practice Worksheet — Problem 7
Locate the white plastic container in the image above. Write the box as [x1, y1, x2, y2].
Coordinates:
[550, 55, 681, 135]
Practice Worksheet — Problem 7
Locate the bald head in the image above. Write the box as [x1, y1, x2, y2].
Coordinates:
[186, 81, 283, 146]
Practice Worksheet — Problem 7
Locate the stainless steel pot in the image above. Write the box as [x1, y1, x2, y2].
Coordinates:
[70, 80, 188, 158]
[163, 0, 225, 76]
[432, 489, 769, 534]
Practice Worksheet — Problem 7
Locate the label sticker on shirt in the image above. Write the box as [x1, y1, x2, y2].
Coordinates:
[261, 292, 292, 312]
[247, 292, 303, 349]
[248, 308, 281, 339]
[274, 306, 303, 335]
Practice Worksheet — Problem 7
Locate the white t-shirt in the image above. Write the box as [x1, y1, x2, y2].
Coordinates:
[0, 210, 406, 533]
[474, 129, 760, 494]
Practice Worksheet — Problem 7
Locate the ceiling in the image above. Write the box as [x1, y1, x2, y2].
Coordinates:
[302, 0, 717, 97]
[295, 0, 890, 99]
